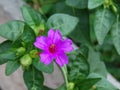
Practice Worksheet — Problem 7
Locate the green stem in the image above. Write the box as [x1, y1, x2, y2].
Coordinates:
[61, 65, 69, 90]
[72, 7, 76, 16]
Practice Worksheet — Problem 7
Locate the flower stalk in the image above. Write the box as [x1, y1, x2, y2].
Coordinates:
[61, 65, 69, 90]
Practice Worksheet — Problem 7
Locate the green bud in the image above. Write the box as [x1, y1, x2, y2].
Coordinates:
[91, 85, 97, 90]
[104, 0, 112, 8]
[30, 50, 38, 58]
[20, 54, 32, 67]
[34, 21, 45, 36]
[39, 21, 45, 31]
[31, 86, 37, 90]
[16, 47, 26, 56]
[68, 82, 75, 90]
[112, 5, 118, 15]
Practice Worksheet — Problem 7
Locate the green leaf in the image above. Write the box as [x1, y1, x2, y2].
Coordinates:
[0, 41, 16, 64]
[23, 66, 44, 90]
[88, 48, 107, 77]
[0, 20, 24, 41]
[78, 78, 101, 90]
[94, 8, 115, 45]
[20, 25, 35, 49]
[21, 5, 42, 29]
[57, 84, 66, 90]
[69, 10, 90, 45]
[0, 51, 16, 60]
[47, 14, 79, 35]
[88, 73, 118, 90]
[0, 40, 12, 53]
[43, 86, 53, 90]
[88, 0, 104, 9]
[20, 25, 35, 43]
[65, 0, 88, 9]
[5, 60, 20, 76]
[68, 50, 89, 82]
[111, 15, 120, 55]
[33, 58, 54, 73]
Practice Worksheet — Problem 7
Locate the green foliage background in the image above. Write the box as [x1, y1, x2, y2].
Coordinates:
[0, 0, 120, 90]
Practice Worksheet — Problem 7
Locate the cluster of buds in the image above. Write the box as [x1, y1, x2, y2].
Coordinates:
[104, 0, 118, 14]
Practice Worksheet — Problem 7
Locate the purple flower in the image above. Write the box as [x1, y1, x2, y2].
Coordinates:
[34, 29, 73, 67]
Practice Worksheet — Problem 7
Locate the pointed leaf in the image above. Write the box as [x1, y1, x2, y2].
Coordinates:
[88, 48, 107, 77]
[111, 16, 120, 55]
[0, 20, 24, 41]
[33, 58, 54, 73]
[88, 0, 104, 9]
[88, 73, 118, 90]
[21, 5, 42, 29]
[47, 14, 79, 35]
[5, 60, 20, 76]
[78, 78, 101, 90]
[0, 41, 16, 64]
[20, 25, 35, 49]
[94, 8, 115, 45]
[23, 66, 44, 90]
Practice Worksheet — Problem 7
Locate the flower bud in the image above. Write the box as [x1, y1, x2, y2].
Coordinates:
[68, 82, 75, 90]
[16, 47, 26, 56]
[39, 21, 45, 32]
[104, 0, 112, 8]
[91, 85, 97, 90]
[34, 21, 45, 36]
[30, 50, 38, 58]
[20, 54, 32, 67]
[112, 5, 118, 15]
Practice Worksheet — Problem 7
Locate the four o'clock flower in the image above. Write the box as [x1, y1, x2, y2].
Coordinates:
[34, 29, 73, 67]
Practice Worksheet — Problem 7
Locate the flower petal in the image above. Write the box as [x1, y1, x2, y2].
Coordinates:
[56, 52, 68, 67]
[48, 29, 62, 43]
[34, 36, 48, 50]
[40, 52, 54, 65]
[60, 39, 74, 52]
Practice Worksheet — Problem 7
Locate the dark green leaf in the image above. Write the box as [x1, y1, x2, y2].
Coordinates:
[5, 60, 20, 76]
[111, 16, 120, 55]
[0, 40, 23, 64]
[21, 5, 42, 29]
[88, 73, 118, 90]
[0, 20, 24, 41]
[43, 86, 54, 90]
[33, 58, 54, 73]
[0, 41, 17, 64]
[23, 66, 44, 90]
[88, 0, 104, 9]
[94, 8, 115, 45]
[47, 14, 79, 35]
[69, 10, 90, 44]
[20, 25, 35, 43]
[65, 0, 88, 9]
[0, 51, 16, 60]
[20, 25, 35, 49]
[78, 78, 101, 90]
[68, 50, 89, 82]
[57, 84, 66, 90]
[0, 51, 16, 65]
[0, 40, 12, 53]
[88, 48, 107, 77]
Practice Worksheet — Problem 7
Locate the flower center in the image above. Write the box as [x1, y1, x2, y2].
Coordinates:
[49, 44, 57, 53]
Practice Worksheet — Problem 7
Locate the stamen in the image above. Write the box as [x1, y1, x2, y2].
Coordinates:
[49, 44, 57, 53]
